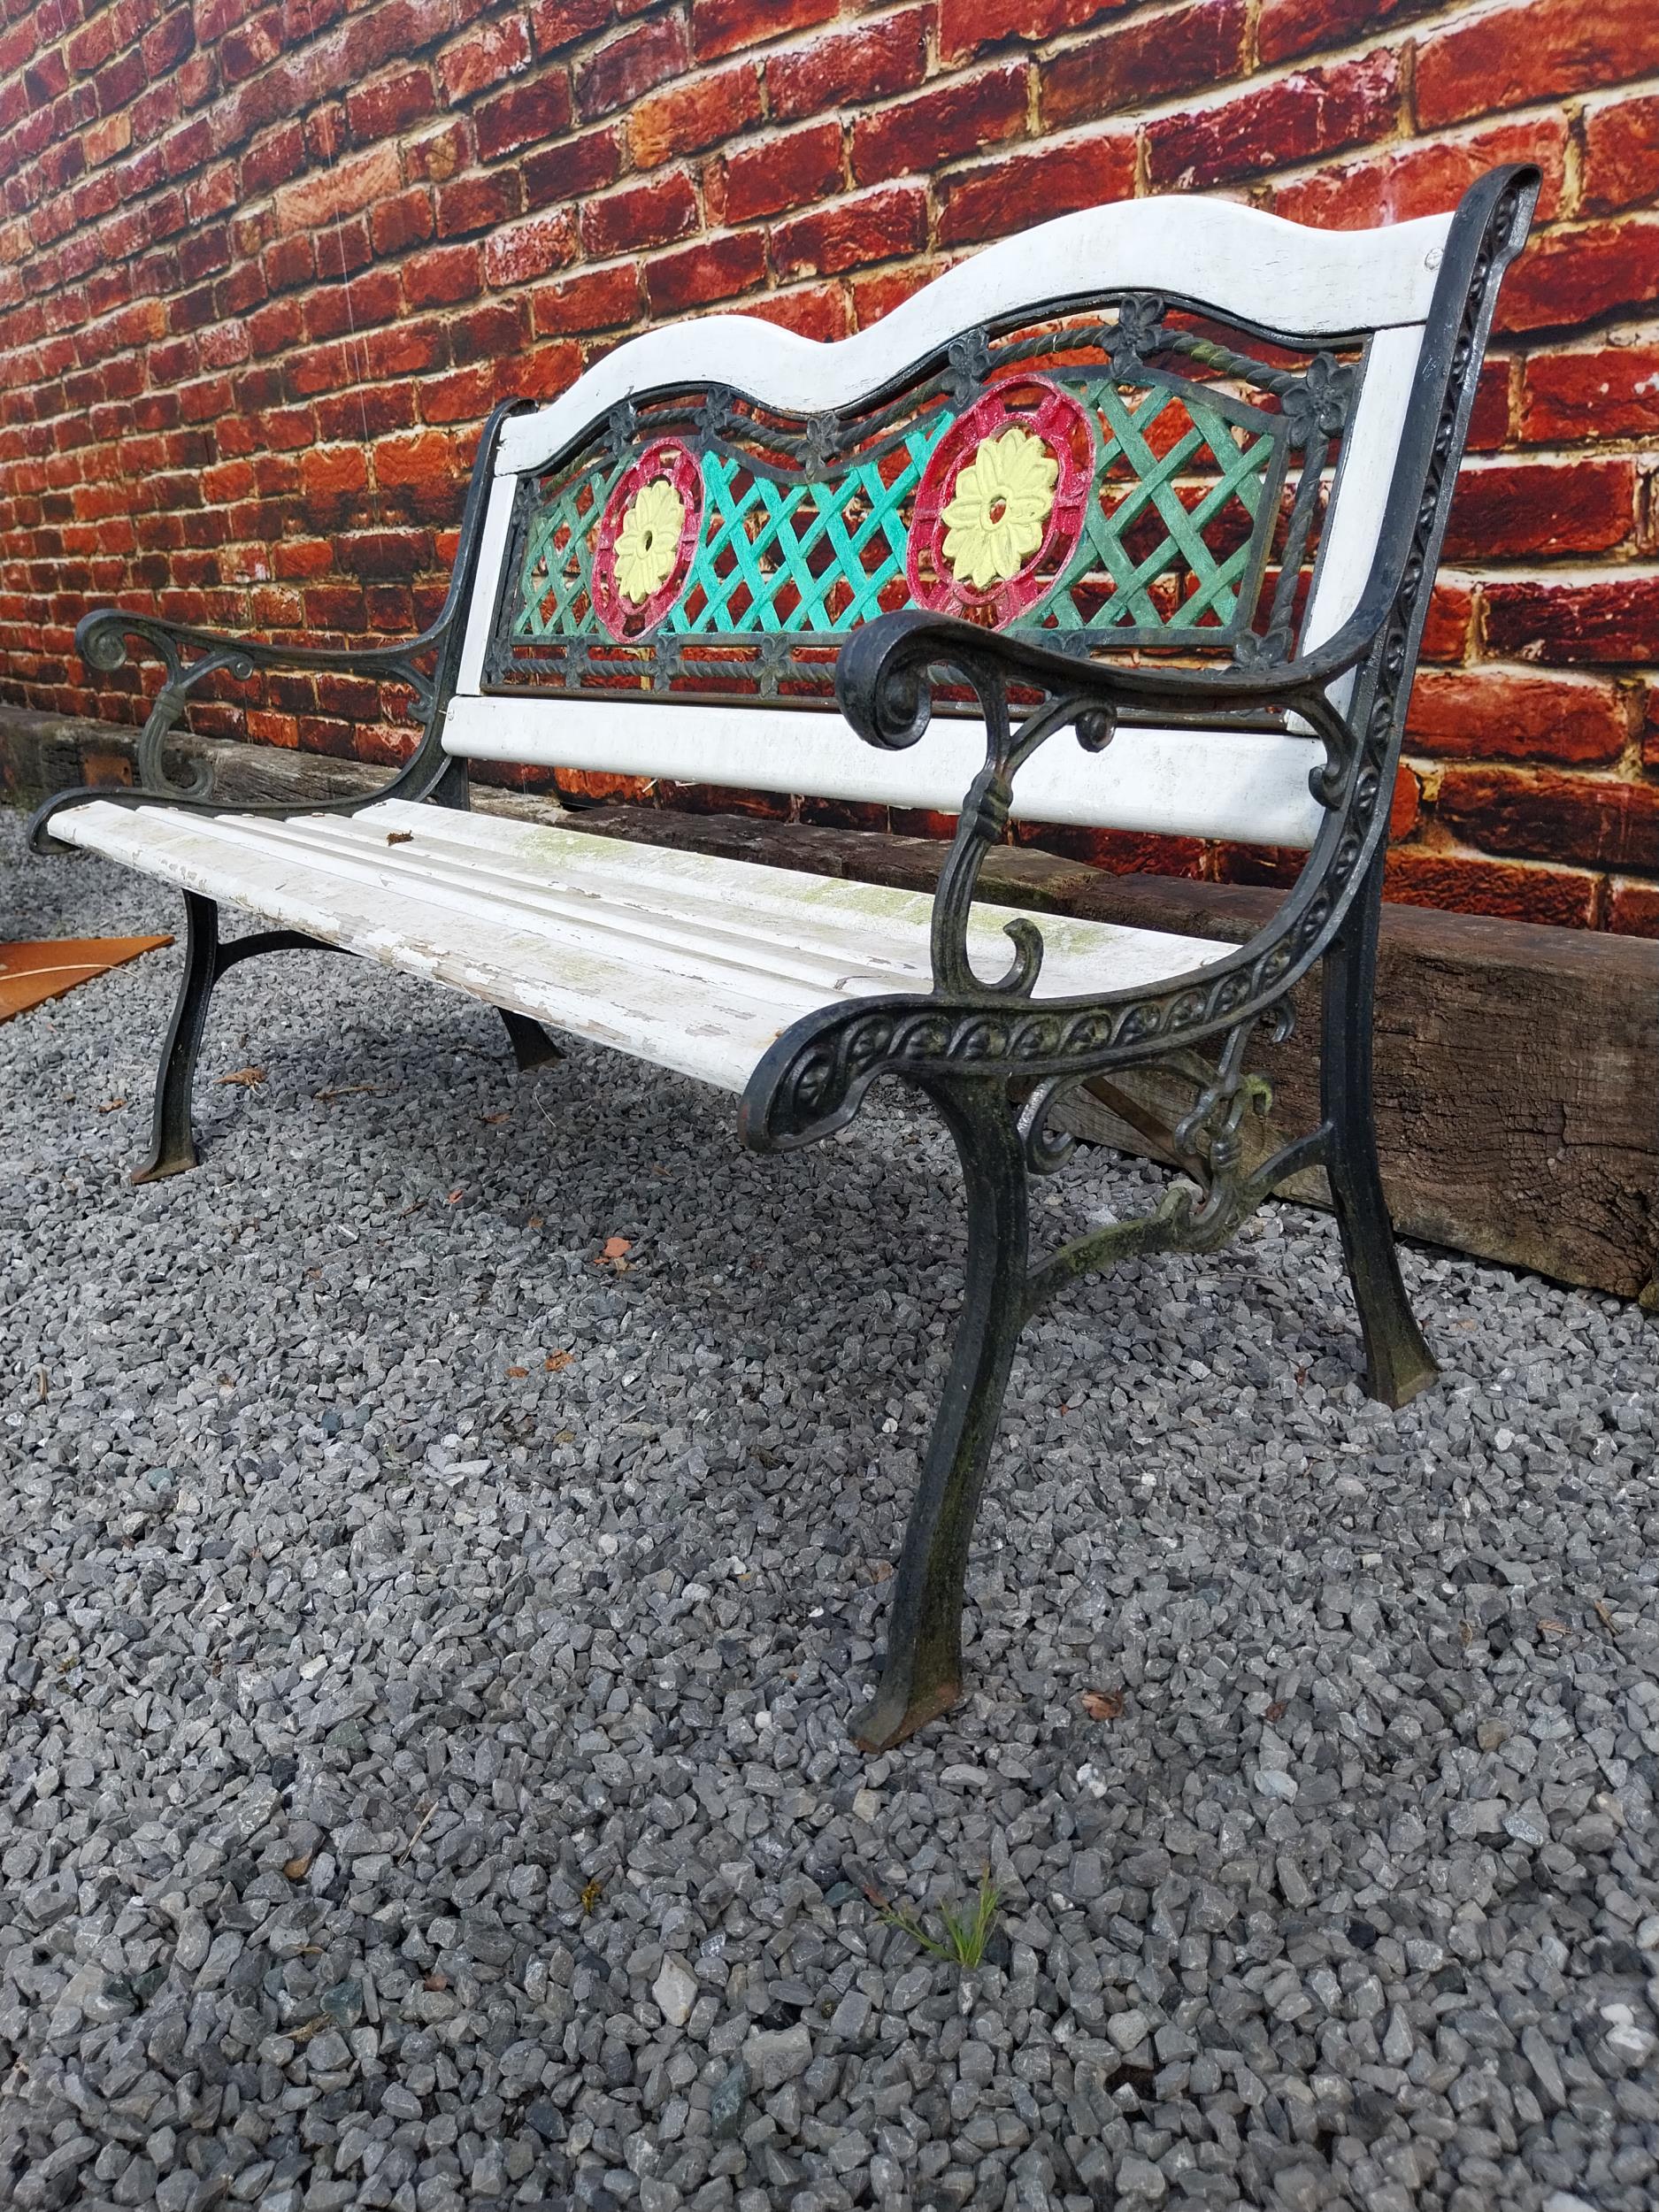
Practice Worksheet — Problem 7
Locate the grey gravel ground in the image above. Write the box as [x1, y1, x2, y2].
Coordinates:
[3, 810, 1658, 2212]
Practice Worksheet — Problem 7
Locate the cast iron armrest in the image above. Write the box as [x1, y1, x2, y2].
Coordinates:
[73, 605, 452, 795]
[739, 606, 1393, 1160]
[31, 397, 527, 853]
[833, 603, 1379, 777]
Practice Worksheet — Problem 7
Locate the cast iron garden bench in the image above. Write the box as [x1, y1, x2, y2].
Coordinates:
[33, 168, 1536, 1749]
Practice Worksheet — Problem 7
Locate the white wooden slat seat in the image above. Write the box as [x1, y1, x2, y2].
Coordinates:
[33, 167, 1538, 1751]
[52, 795, 1228, 1095]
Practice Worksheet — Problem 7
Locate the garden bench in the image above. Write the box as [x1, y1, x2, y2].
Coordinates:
[33, 168, 1536, 1748]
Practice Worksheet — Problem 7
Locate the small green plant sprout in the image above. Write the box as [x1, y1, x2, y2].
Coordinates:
[874, 1871, 1002, 1970]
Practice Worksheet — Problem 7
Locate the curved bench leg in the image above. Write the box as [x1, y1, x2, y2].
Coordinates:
[851, 1079, 1029, 1752]
[133, 889, 219, 1184]
[1322, 870, 1438, 1409]
[499, 1008, 564, 1071]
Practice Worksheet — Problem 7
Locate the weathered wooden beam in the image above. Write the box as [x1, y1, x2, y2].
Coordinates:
[4, 707, 1655, 1300]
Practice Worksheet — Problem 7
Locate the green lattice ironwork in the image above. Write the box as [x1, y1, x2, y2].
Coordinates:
[678, 427, 943, 635]
[486, 302, 1340, 703]
[1045, 378, 1280, 636]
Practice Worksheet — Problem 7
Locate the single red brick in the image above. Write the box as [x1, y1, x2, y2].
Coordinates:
[406, 118, 470, 182]
[439, 14, 532, 104]
[449, 301, 526, 360]
[1420, 580, 1475, 663]
[299, 442, 371, 504]
[305, 267, 403, 342]
[1495, 219, 1659, 337]
[691, 0, 836, 63]
[644, 230, 768, 315]
[1582, 91, 1659, 218]
[1417, 0, 1659, 131]
[1607, 877, 1659, 938]
[852, 64, 1028, 187]
[474, 68, 572, 163]
[1483, 576, 1659, 666]
[374, 427, 463, 518]
[580, 168, 698, 257]
[403, 241, 482, 308]
[360, 317, 449, 380]
[937, 133, 1137, 247]
[316, 382, 418, 440]
[1147, 51, 1399, 190]
[746, 282, 850, 342]
[1044, 0, 1245, 131]
[220, 16, 287, 88]
[435, 170, 522, 238]
[419, 343, 580, 422]
[522, 124, 621, 208]
[1439, 764, 1659, 872]
[1271, 116, 1569, 231]
[938, 0, 1126, 63]
[528, 0, 610, 55]
[263, 233, 315, 295]
[247, 295, 305, 356]
[530, 261, 642, 334]
[1388, 763, 1420, 840]
[637, 63, 764, 173]
[1380, 849, 1600, 926]
[335, 527, 431, 580]
[1406, 667, 1630, 766]
[769, 11, 928, 124]
[314, 218, 373, 282]
[141, 8, 192, 77]
[1520, 344, 1659, 444]
[346, 66, 436, 144]
[482, 208, 577, 288]
[1463, 357, 1514, 455]
[1442, 457, 1637, 563]
[180, 227, 233, 286]
[1256, 0, 1439, 67]
[772, 184, 926, 280]
[273, 142, 400, 234]
[573, 13, 688, 120]
[710, 120, 842, 226]
[371, 188, 435, 257]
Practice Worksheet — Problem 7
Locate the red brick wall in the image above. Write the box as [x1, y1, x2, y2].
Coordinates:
[4, 0, 1656, 930]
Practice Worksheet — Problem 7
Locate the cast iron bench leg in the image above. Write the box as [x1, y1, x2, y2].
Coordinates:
[850, 1078, 1029, 1752]
[133, 888, 219, 1184]
[134, 895, 353, 1183]
[1322, 861, 1439, 1409]
[499, 1009, 564, 1071]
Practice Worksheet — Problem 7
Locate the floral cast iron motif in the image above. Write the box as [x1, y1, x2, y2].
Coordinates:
[591, 437, 703, 642]
[906, 378, 1093, 624]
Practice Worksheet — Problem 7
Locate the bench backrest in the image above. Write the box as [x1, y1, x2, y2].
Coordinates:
[449, 180, 1532, 851]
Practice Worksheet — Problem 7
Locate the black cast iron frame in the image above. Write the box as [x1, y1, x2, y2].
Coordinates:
[29, 169, 1536, 1751]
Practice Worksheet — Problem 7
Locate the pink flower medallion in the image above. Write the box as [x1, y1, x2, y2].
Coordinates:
[907, 378, 1094, 627]
[593, 438, 703, 641]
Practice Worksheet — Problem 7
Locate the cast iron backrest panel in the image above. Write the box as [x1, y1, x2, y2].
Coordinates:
[444, 190, 1498, 845]
[480, 303, 1349, 704]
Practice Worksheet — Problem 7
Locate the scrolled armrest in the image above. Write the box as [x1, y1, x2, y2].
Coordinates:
[832, 604, 1377, 759]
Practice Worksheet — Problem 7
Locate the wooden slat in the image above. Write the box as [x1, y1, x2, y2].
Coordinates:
[50, 798, 1225, 1095]
[441, 694, 1328, 848]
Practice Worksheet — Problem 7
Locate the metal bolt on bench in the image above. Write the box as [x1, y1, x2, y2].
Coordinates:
[32, 170, 1538, 1749]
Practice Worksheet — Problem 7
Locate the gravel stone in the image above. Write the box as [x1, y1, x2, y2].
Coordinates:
[4, 813, 1659, 2210]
